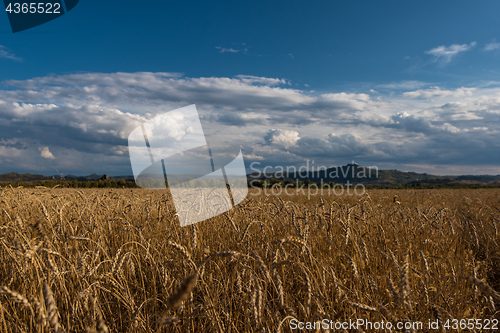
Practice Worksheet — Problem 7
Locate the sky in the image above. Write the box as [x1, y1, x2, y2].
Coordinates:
[1, 0, 500, 176]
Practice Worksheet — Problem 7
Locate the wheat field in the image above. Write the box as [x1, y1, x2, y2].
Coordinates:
[0, 187, 499, 332]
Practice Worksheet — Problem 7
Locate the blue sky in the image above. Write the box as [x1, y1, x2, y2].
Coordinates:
[1, 0, 500, 176]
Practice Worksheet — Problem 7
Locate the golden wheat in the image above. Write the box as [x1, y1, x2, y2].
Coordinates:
[0, 187, 497, 332]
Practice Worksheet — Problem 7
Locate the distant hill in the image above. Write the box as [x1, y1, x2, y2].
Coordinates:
[0, 172, 134, 183]
[64, 174, 135, 182]
[0, 172, 53, 182]
[1, 164, 500, 187]
[247, 163, 500, 187]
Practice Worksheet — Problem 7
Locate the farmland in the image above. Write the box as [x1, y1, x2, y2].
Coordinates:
[0, 188, 499, 332]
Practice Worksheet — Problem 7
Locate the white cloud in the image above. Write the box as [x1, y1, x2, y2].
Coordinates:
[403, 86, 476, 99]
[234, 75, 288, 86]
[0, 45, 22, 62]
[2, 73, 500, 175]
[3, 72, 315, 111]
[440, 123, 460, 133]
[319, 92, 371, 111]
[322, 92, 370, 102]
[425, 42, 476, 64]
[264, 129, 300, 148]
[216, 47, 239, 53]
[39, 147, 55, 159]
[484, 41, 500, 51]
[377, 81, 426, 90]
[215, 45, 248, 54]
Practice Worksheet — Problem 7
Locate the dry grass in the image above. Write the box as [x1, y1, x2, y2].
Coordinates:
[0, 187, 499, 332]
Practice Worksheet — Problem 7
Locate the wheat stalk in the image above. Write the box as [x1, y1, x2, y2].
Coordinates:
[348, 301, 377, 312]
[0, 286, 33, 316]
[167, 240, 192, 261]
[43, 281, 65, 333]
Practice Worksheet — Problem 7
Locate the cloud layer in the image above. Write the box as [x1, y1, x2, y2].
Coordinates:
[1, 72, 500, 175]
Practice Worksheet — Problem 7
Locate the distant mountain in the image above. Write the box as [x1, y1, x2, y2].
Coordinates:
[1, 164, 500, 187]
[247, 163, 500, 187]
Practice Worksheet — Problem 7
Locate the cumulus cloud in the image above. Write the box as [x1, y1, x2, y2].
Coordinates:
[1, 72, 381, 130]
[249, 132, 378, 169]
[325, 134, 373, 156]
[0, 102, 141, 152]
[0, 45, 22, 62]
[39, 147, 55, 159]
[264, 129, 300, 148]
[301, 92, 377, 117]
[425, 42, 476, 64]
[387, 113, 434, 134]
[3, 72, 315, 112]
[440, 123, 460, 133]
